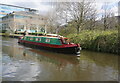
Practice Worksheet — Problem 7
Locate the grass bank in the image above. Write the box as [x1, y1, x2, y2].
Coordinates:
[66, 30, 118, 54]
[0, 33, 23, 38]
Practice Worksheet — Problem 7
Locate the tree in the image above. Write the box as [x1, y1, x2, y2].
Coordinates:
[101, 2, 118, 31]
[46, 2, 74, 34]
[46, 1, 97, 34]
[69, 1, 97, 34]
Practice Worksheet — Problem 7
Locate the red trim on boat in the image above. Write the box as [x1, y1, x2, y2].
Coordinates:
[19, 40, 78, 48]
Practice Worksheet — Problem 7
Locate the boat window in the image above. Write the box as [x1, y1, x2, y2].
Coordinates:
[30, 38, 33, 40]
[46, 38, 50, 42]
[36, 38, 39, 41]
[39, 38, 41, 41]
[36, 38, 41, 41]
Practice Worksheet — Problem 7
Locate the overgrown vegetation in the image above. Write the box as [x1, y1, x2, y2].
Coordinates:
[65, 30, 118, 54]
[54, 2, 118, 54]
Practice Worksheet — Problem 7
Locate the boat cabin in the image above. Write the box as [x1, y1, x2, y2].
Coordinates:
[21, 35, 70, 45]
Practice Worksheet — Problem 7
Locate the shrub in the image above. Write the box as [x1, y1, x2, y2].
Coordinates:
[67, 30, 118, 54]
[0, 30, 7, 33]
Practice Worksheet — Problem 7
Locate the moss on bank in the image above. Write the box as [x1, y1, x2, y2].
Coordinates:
[66, 30, 118, 54]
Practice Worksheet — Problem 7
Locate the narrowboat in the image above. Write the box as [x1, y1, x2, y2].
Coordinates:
[18, 34, 81, 54]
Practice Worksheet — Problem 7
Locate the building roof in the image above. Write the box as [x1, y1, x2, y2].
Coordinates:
[0, 3, 38, 11]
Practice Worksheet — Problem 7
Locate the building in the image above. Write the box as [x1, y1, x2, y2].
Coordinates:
[0, 4, 47, 32]
[0, 3, 38, 18]
[2, 11, 47, 32]
[0, 3, 39, 31]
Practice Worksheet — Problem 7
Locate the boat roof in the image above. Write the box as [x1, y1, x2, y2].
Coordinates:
[25, 35, 67, 39]
[46, 34, 58, 36]
[25, 35, 59, 39]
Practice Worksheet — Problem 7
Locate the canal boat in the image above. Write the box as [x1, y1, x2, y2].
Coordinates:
[18, 34, 81, 54]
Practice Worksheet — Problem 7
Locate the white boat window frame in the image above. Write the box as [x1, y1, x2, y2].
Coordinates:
[36, 38, 41, 41]
[30, 38, 33, 40]
[39, 38, 41, 41]
[46, 38, 50, 43]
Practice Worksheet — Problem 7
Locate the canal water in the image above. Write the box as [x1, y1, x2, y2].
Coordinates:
[2, 37, 119, 81]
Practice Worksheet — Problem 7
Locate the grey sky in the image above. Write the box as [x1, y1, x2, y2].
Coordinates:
[0, 1, 119, 16]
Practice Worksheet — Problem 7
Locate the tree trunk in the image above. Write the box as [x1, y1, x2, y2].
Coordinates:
[77, 25, 80, 34]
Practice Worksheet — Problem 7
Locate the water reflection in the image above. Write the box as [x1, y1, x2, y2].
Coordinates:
[2, 37, 118, 81]
[29, 49, 79, 65]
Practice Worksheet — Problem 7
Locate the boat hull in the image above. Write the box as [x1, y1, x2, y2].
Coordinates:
[18, 40, 80, 55]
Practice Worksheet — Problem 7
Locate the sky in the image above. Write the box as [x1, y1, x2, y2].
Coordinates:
[0, 0, 119, 16]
